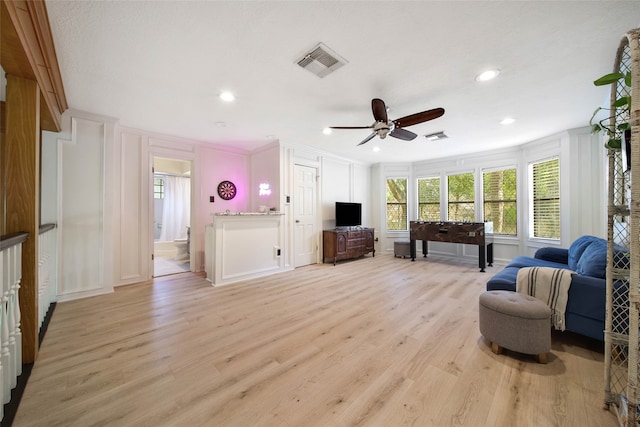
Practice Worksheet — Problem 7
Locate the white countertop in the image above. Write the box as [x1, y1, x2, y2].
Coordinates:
[212, 211, 284, 217]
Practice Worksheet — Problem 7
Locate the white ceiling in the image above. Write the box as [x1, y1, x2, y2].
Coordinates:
[45, 1, 639, 164]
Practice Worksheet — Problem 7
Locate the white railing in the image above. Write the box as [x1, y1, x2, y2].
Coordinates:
[0, 232, 28, 419]
[38, 226, 57, 333]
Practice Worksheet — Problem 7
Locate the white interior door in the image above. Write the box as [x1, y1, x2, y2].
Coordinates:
[294, 164, 318, 267]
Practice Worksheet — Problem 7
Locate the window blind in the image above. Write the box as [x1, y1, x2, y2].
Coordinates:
[531, 158, 560, 239]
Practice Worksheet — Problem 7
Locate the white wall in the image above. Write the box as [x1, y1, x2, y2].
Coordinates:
[114, 129, 251, 281]
[40, 111, 255, 297]
[41, 132, 58, 225]
[49, 111, 116, 301]
[43, 112, 604, 300]
[317, 157, 372, 230]
[249, 142, 280, 212]
[280, 143, 373, 264]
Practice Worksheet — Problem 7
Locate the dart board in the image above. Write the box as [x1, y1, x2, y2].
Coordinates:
[217, 181, 237, 200]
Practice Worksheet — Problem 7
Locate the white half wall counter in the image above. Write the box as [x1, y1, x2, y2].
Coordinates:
[205, 212, 286, 286]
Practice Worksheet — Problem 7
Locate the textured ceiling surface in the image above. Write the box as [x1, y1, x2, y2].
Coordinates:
[45, 1, 640, 164]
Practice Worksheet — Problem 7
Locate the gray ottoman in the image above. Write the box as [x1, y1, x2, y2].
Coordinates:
[394, 240, 410, 258]
[479, 290, 551, 364]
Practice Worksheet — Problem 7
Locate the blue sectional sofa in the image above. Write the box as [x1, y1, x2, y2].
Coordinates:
[486, 235, 626, 341]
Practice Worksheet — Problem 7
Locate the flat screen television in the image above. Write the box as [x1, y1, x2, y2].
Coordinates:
[335, 202, 362, 227]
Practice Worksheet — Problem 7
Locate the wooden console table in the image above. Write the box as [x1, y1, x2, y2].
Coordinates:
[323, 228, 375, 265]
[409, 221, 493, 272]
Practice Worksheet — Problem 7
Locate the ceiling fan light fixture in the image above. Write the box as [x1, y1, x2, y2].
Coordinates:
[475, 69, 500, 82]
[424, 131, 448, 141]
[500, 117, 515, 125]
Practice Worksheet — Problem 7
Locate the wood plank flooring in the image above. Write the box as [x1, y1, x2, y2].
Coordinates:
[13, 254, 617, 426]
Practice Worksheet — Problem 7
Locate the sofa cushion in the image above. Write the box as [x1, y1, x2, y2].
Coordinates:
[576, 239, 607, 279]
[568, 235, 601, 271]
[506, 255, 570, 270]
[534, 247, 568, 264]
[486, 266, 520, 291]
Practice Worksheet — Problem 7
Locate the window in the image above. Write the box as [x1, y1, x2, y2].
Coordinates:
[447, 173, 475, 221]
[530, 158, 560, 239]
[386, 178, 407, 230]
[483, 168, 517, 235]
[154, 177, 164, 199]
[417, 177, 440, 221]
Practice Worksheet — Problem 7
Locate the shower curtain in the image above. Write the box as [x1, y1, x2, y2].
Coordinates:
[159, 176, 191, 241]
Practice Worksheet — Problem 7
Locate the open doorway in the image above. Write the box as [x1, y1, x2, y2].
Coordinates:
[153, 157, 192, 277]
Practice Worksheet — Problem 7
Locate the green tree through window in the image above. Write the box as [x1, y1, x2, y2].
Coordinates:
[483, 168, 517, 235]
[417, 177, 440, 221]
[448, 173, 474, 221]
[386, 178, 407, 230]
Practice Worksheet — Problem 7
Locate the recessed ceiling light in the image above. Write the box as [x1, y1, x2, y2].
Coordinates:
[219, 91, 235, 102]
[322, 127, 332, 135]
[500, 117, 515, 125]
[475, 69, 500, 82]
[372, 146, 381, 152]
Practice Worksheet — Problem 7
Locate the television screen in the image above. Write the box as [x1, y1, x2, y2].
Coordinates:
[335, 202, 362, 227]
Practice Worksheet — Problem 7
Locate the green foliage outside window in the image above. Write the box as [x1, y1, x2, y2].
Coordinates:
[483, 168, 517, 235]
[386, 178, 407, 230]
[417, 177, 440, 221]
[448, 173, 474, 221]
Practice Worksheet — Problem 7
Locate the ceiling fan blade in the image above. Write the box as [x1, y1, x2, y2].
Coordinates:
[389, 128, 417, 141]
[357, 132, 377, 146]
[394, 107, 445, 128]
[371, 98, 388, 123]
[330, 126, 372, 129]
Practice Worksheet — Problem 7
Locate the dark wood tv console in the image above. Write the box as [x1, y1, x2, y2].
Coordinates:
[409, 221, 493, 272]
[323, 228, 375, 265]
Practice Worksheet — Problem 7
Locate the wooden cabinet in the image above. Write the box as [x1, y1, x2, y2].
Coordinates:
[323, 228, 375, 265]
[364, 228, 374, 253]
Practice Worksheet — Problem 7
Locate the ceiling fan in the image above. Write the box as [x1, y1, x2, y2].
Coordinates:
[330, 98, 445, 146]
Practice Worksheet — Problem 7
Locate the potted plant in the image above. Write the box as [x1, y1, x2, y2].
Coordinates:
[590, 71, 632, 150]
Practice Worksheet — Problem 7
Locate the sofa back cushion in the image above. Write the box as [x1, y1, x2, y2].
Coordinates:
[568, 235, 602, 271]
[576, 239, 607, 278]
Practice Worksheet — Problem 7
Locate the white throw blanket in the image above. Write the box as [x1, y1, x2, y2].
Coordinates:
[516, 267, 573, 331]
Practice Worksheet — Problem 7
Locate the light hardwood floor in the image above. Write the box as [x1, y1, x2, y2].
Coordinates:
[14, 254, 617, 426]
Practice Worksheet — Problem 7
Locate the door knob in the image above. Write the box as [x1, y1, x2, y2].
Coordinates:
[295, 220, 300, 223]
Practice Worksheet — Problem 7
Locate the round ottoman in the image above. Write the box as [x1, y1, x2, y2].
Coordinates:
[479, 290, 551, 364]
[394, 240, 410, 258]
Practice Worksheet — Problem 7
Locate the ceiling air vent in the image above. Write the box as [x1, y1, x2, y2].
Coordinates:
[296, 43, 348, 78]
[424, 131, 448, 141]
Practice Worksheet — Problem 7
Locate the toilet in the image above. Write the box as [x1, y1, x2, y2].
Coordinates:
[174, 238, 189, 260]
[173, 226, 190, 261]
